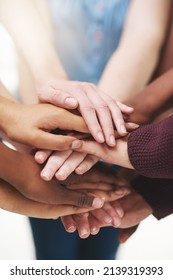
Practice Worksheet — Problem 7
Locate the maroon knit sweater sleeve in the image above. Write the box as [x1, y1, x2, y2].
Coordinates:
[128, 115, 173, 178]
[131, 175, 173, 220]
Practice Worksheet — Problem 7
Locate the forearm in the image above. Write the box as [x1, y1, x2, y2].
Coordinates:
[0, 143, 34, 188]
[98, 0, 171, 102]
[0, 0, 67, 83]
[126, 68, 173, 124]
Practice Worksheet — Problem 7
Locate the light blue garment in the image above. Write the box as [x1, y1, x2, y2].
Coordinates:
[49, 0, 131, 84]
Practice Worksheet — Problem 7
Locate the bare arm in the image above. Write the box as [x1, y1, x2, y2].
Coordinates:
[98, 0, 171, 102]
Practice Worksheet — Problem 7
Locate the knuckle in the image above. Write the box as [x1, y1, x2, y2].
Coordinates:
[80, 104, 95, 113]
[77, 194, 93, 207]
[96, 103, 109, 111]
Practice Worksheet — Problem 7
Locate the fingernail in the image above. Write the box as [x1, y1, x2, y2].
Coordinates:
[71, 140, 82, 149]
[65, 97, 78, 108]
[109, 135, 116, 146]
[41, 172, 51, 181]
[56, 171, 66, 180]
[36, 154, 44, 163]
[91, 226, 98, 234]
[104, 216, 112, 224]
[113, 218, 121, 227]
[92, 198, 104, 208]
[67, 225, 76, 232]
[98, 132, 105, 142]
[125, 188, 131, 195]
[133, 123, 140, 129]
[80, 229, 88, 237]
[115, 188, 126, 195]
[120, 125, 127, 134]
[116, 208, 124, 218]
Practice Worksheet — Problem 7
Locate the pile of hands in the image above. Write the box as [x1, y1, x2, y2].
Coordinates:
[1, 79, 152, 243]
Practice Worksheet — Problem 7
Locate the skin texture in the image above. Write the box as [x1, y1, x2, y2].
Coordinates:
[0, 146, 130, 217]
[61, 188, 152, 239]
[0, 94, 90, 151]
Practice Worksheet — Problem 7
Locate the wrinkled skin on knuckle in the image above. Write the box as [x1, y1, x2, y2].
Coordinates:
[77, 193, 93, 207]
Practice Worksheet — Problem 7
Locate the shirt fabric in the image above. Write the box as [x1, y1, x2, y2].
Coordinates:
[128, 115, 173, 220]
[49, 0, 131, 83]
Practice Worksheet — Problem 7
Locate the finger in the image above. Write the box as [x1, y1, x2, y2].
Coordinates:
[55, 152, 87, 180]
[116, 101, 134, 114]
[99, 92, 127, 136]
[73, 213, 91, 238]
[35, 150, 52, 164]
[75, 155, 98, 174]
[31, 130, 82, 151]
[76, 92, 105, 143]
[72, 140, 106, 159]
[35, 182, 105, 208]
[110, 200, 124, 219]
[91, 207, 113, 225]
[0, 179, 86, 219]
[57, 110, 89, 133]
[102, 202, 122, 227]
[61, 215, 77, 233]
[41, 150, 72, 181]
[87, 90, 115, 147]
[38, 86, 78, 109]
[67, 182, 114, 191]
[88, 214, 100, 235]
[118, 225, 139, 243]
[125, 122, 139, 132]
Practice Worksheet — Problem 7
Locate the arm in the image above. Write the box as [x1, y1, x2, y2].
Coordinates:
[0, 179, 95, 219]
[72, 114, 173, 179]
[98, 0, 171, 102]
[126, 68, 173, 124]
[0, 142, 104, 208]
[0, 82, 90, 150]
[0, 0, 132, 145]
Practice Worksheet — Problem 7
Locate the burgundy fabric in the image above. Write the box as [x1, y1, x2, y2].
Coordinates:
[128, 114, 173, 179]
[131, 175, 173, 220]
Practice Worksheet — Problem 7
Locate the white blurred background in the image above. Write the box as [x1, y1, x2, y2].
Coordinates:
[0, 24, 173, 260]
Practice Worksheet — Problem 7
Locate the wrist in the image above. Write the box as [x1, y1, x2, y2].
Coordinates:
[0, 97, 18, 133]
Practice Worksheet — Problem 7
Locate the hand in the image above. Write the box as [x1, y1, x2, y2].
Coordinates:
[60, 162, 131, 238]
[35, 149, 98, 181]
[71, 137, 134, 169]
[35, 122, 138, 180]
[61, 189, 152, 239]
[0, 143, 104, 209]
[0, 179, 96, 219]
[0, 97, 89, 150]
[38, 79, 134, 146]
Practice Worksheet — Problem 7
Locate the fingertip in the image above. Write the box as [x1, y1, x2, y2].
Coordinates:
[92, 197, 104, 209]
[35, 153, 45, 164]
[40, 171, 52, 181]
[71, 140, 83, 149]
[67, 225, 76, 233]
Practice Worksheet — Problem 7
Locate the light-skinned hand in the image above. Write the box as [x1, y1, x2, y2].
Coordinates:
[38, 79, 134, 146]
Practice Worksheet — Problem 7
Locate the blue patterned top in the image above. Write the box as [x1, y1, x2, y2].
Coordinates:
[49, 0, 131, 83]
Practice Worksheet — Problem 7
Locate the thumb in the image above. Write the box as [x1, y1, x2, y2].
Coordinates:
[38, 87, 78, 109]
